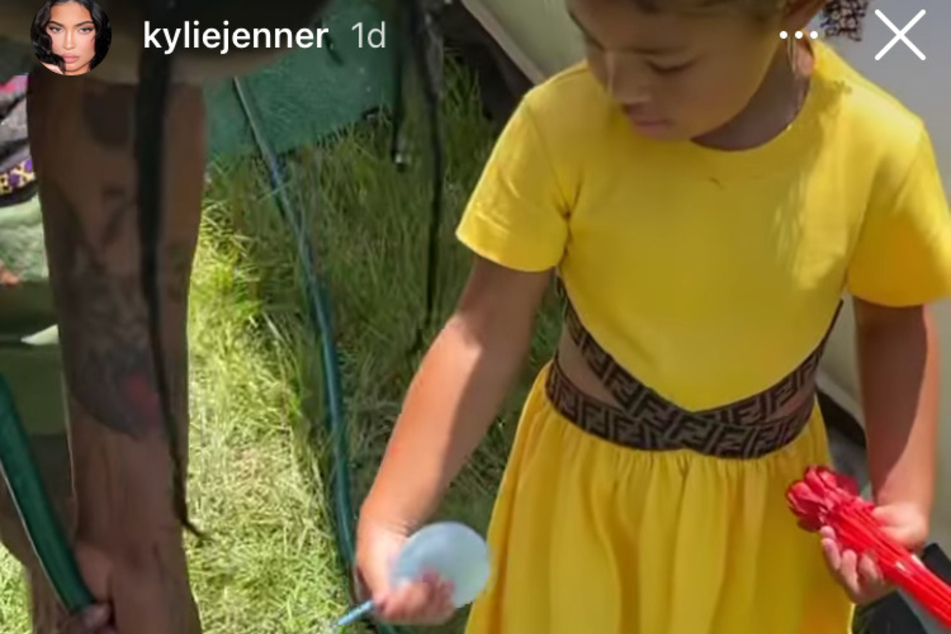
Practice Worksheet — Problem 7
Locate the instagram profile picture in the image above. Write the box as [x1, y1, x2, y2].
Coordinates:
[31, 0, 111, 76]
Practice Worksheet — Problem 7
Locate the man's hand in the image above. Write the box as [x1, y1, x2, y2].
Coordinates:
[65, 604, 115, 634]
[821, 502, 929, 604]
[70, 538, 201, 634]
[65, 603, 118, 634]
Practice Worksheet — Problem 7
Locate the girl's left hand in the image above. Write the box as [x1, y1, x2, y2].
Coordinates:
[820, 502, 929, 605]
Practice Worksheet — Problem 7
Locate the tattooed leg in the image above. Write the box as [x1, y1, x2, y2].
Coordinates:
[26, 68, 204, 632]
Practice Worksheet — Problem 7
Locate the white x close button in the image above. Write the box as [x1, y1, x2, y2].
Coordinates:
[875, 9, 927, 61]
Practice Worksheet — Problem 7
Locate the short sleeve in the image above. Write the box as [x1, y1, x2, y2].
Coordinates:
[455, 93, 570, 272]
[847, 128, 951, 306]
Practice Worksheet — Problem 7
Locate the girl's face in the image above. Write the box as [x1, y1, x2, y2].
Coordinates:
[47, 2, 96, 74]
[569, 0, 788, 141]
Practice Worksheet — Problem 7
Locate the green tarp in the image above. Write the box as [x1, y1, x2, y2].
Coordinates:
[204, 0, 394, 157]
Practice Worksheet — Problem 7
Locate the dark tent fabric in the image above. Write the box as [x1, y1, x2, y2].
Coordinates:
[204, 0, 394, 158]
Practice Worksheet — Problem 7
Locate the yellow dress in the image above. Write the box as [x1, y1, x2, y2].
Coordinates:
[454, 41, 951, 634]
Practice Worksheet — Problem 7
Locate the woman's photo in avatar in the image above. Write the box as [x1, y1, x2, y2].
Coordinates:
[31, 0, 111, 76]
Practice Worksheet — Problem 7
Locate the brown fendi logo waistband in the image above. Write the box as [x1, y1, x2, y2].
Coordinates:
[545, 288, 842, 459]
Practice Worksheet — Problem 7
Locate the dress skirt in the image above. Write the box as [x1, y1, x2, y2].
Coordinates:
[463, 362, 853, 634]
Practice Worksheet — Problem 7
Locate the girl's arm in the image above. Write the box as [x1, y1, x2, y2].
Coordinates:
[359, 256, 552, 531]
[855, 298, 940, 527]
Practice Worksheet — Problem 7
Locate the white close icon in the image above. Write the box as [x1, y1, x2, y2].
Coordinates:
[875, 9, 927, 61]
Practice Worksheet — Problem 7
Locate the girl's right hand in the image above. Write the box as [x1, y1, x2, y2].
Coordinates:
[354, 516, 456, 625]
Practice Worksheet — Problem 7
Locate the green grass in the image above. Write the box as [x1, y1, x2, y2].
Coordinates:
[0, 57, 561, 633]
[0, 532, 26, 630]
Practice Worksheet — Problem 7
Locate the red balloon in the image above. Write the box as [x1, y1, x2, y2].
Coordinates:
[787, 466, 951, 626]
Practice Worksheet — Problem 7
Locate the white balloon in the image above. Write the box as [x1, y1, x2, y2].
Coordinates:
[390, 521, 491, 608]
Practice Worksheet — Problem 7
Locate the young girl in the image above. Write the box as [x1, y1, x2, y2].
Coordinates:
[355, 0, 951, 631]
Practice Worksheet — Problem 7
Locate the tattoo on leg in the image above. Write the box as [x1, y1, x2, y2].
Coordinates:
[81, 84, 134, 148]
[100, 185, 134, 247]
[40, 181, 191, 440]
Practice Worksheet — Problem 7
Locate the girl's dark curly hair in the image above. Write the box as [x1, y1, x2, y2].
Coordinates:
[817, 0, 869, 40]
[31, 0, 112, 73]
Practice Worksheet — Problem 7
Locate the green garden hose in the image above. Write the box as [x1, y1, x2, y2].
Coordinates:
[0, 373, 93, 614]
[234, 77, 405, 634]
[233, 5, 443, 632]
